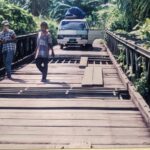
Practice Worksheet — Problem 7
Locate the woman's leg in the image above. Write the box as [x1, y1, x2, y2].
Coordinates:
[36, 58, 43, 73]
[42, 58, 48, 80]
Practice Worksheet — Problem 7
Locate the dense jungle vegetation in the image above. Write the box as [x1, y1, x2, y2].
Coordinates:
[2, 0, 150, 44]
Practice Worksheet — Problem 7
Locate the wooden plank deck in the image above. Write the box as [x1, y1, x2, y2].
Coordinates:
[0, 105, 149, 149]
[0, 45, 150, 149]
[0, 64, 125, 89]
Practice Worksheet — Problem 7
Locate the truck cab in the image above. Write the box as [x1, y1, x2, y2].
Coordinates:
[57, 19, 89, 49]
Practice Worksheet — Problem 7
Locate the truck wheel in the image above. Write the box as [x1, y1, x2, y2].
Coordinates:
[80, 45, 86, 50]
[60, 45, 64, 49]
[86, 44, 92, 48]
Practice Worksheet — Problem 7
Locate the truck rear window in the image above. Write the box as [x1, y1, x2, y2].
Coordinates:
[60, 21, 87, 30]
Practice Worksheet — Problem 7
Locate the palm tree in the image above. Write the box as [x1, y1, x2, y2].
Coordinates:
[136, 0, 150, 20]
[117, 0, 150, 29]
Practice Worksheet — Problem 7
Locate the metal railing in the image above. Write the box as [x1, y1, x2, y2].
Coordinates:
[105, 30, 150, 84]
[0, 33, 37, 73]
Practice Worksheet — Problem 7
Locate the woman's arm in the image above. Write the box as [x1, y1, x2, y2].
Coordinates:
[35, 48, 39, 59]
[48, 32, 55, 57]
[48, 43, 55, 57]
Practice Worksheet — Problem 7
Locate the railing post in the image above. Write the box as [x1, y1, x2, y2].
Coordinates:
[130, 50, 136, 74]
[125, 48, 130, 70]
[23, 38, 27, 56]
[147, 59, 150, 84]
[26, 37, 29, 55]
[135, 53, 140, 78]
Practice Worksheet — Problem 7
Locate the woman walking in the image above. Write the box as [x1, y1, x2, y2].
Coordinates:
[35, 21, 55, 82]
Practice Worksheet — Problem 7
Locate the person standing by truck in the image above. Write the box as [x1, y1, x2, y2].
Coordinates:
[0, 20, 16, 79]
[35, 21, 55, 82]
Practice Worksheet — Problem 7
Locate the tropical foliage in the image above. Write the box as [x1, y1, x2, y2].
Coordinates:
[3, 0, 150, 44]
[116, 0, 150, 30]
[49, 0, 109, 21]
[132, 19, 150, 41]
[6, 0, 111, 20]
[1, 0, 58, 39]
[0, 0, 36, 34]
[117, 0, 150, 20]
[96, 0, 150, 32]
[6, 0, 52, 16]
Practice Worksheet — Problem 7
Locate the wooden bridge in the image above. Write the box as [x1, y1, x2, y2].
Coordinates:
[0, 32, 150, 149]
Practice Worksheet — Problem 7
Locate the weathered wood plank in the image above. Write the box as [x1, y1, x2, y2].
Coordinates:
[0, 119, 146, 127]
[0, 99, 133, 103]
[82, 66, 104, 87]
[93, 67, 103, 86]
[0, 83, 81, 88]
[0, 135, 149, 145]
[92, 144, 150, 148]
[0, 109, 141, 114]
[82, 67, 93, 86]
[0, 143, 150, 150]
[0, 110, 142, 119]
[0, 126, 149, 136]
[79, 57, 88, 68]
[0, 144, 68, 150]
[0, 114, 143, 121]
[0, 99, 137, 108]
[88, 64, 115, 68]
[0, 144, 149, 150]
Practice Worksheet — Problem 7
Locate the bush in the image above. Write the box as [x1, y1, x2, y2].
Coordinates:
[128, 18, 150, 49]
[86, 11, 100, 29]
[0, 0, 58, 44]
[135, 19, 150, 40]
[110, 14, 130, 31]
[97, 5, 129, 31]
[97, 5, 117, 30]
[117, 44, 126, 66]
[0, 0, 36, 34]
[134, 72, 149, 97]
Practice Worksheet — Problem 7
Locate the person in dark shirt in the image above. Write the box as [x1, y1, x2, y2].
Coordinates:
[35, 21, 55, 82]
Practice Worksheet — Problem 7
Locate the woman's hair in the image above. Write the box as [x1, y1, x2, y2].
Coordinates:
[40, 21, 48, 29]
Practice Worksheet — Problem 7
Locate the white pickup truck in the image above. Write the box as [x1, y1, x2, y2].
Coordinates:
[57, 19, 104, 49]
